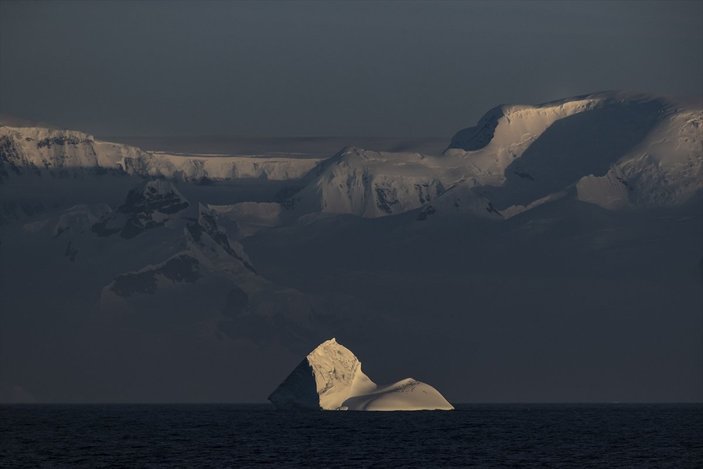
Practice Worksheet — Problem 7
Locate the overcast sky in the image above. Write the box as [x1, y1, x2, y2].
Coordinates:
[1, 0, 702, 137]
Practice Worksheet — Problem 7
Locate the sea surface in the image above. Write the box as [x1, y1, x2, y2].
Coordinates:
[1, 404, 701, 468]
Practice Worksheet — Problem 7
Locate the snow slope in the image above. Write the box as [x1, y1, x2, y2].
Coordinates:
[0, 126, 321, 182]
[3, 91, 699, 223]
[92, 187, 324, 343]
[288, 92, 702, 219]
[269, 338, 454, 411]
[4, 175, 326, 350]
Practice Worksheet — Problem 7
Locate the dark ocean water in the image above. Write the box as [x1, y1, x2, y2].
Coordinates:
[1, 404, 701, 468]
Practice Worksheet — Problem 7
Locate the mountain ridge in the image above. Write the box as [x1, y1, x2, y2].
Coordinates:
[1, 91, 701, 403]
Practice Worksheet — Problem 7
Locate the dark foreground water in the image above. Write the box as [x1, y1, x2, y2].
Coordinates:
[1, 404, 701, 468]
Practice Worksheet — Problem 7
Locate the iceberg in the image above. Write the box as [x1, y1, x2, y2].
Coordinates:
[268, 338, 454, 411]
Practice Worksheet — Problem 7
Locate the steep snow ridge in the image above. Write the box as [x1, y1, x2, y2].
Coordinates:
[16, 177, 319, 343]
[446, 95, 602, 184]
[92, 179, 190, 239]
[98, 201, 260, 302]
[102, 206, 255, 302]
[186, 204, 256, 272]
[95, 195, 325, 346]
[269, 338, 454, 411]
[0, 126, 144, 176]
[289, 94, 607, 218]
[0, 125, 137, 176]
[445, 92, 702, 210]
[291, 92, 701, 218]
[471, 93, 680, 211]
[576, 107, 703, 209]
[2, 92, 700, 221]
[0, 126, 321, 182]
[294, 147, 466, 218]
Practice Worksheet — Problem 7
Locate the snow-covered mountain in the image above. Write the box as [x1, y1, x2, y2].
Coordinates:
[0, 126, 321, 182]
[3, 176, 328, 355]
[288, 92, 702, 219]
[2, 91, 700, 223]
[0, 91, 701, 403]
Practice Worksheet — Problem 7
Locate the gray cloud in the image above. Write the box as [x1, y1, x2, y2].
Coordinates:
[1, 1, 701, 138]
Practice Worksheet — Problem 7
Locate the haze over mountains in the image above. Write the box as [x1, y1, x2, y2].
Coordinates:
[0, 91, 701, 403]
